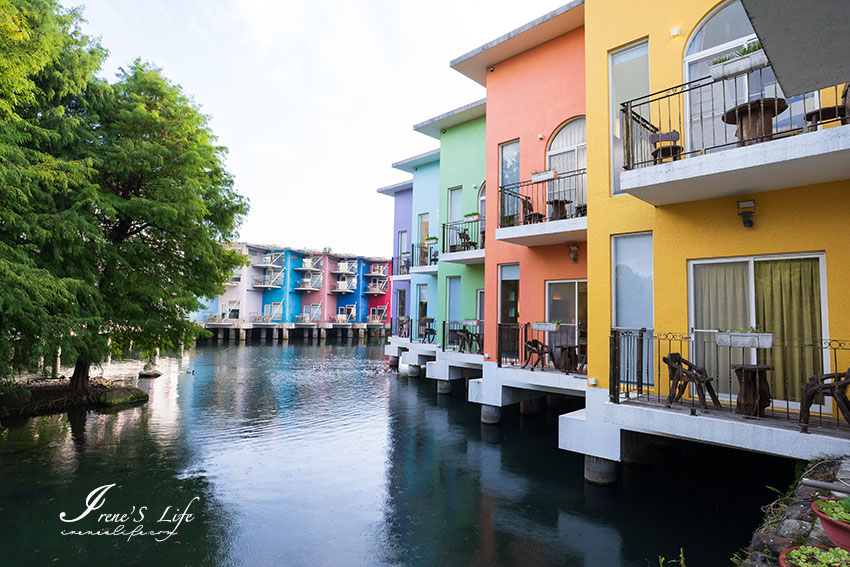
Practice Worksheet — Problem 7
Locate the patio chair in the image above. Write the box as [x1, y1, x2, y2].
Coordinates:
[523, 339, 552, 371]
[456, 228, 474, 251]
[662, 353, 721, 410]
[800, 367, 850, 427]
[520, 195, 545, 225]
[650, 130, 684, 165]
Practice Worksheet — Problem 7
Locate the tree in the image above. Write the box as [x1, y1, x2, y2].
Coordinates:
[63, 61, 248, 390]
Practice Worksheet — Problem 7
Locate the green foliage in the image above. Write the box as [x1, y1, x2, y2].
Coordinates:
[817, 498, 850, 523]
[711, 41, 763, 65]
[785, 545, 850, 566]
[648, 548, 686, 567]
[718, 327, 761, 333]
[0, 378, 31, 401]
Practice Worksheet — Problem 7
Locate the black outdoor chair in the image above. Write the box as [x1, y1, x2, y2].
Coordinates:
[523, 339, 552, 371]
[662, 353, 721, 410]
[800, 367, 850, 427]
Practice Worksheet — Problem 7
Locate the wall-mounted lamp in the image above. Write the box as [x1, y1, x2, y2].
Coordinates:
[670, 27, 681, 37]
[738, 200, 756, 228]
[489, 66, 495, 73]
[568, 245, 579, 263]
[537, 134, 544, 140]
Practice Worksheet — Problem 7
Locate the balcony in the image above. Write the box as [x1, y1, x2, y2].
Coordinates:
[253, 252, 285, 268]
[440, 217, 485, 264]
[619, 67, 850, 206]
[331, 278, 356, 294]
[330, 312, 355, 325]
[225, 274, 240, 287]
[252, 272, 284, 289]
[293, 257, 323, 272]
[392, 255, 410, 278]
[367, 307, 388, 325]
[294, 275, 322, 292]
[608, 328, 850, 448]
[331, 261, 357, 275]
[497, 323, 587, 375]
[364, 281, 388, 295]
[442, 320, 483, 354]
[496, 169, 587, 247]
[366, 263, 389, 277]
[410, 243, 439, 274]
[206, 303, 240, 326]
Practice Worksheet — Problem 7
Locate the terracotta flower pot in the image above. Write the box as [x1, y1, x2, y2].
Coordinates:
[813, 499, 850, 551]
[779, 545, 831, 567]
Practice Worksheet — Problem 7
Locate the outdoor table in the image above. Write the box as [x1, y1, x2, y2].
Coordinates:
[721, 98, 788, 146]
[804, 105, 846, 130]
[546, 198, 572, 221]
[732, 363, 773, 417]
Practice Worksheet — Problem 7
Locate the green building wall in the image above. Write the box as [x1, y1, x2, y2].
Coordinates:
[436, 115, 486, 344]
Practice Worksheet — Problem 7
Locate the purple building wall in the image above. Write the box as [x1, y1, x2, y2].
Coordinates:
[377, 180, 412, 333]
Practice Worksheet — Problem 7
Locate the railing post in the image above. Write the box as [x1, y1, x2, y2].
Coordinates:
[622, 103, 632, 171]
[609, 329, 620, 403]
[497, 324, 502, 367]
[636, 328, 646, 395]
[442, 320, 446, 352]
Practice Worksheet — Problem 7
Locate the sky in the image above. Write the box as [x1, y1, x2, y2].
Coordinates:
[62, 0, 564, 257]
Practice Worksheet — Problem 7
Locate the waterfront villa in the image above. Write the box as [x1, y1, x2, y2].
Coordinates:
[193, 243, 391, 340]
[383, 0, 850, 483]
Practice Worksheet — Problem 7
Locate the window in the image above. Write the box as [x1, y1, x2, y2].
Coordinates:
[610, 42, 649, 193]
[396, 288, 406, 319]
[689, 255, 826, 403]
[499, 264, 519, 324]
[418, 213, 429, 243]
[448, 187, 463, 223]
[547, 118, 587, 215]
[446, 276, 461, 322]
[478, 185, 486, 218]
[612, 233, 653, 328]
[547, 280, 587, 346]
[476, 289, 485, 323]
[417, 284, 428, 320]
[500, 141, 520, 224]
[684, 1, 812, 151]
[397, 230, 408, 256]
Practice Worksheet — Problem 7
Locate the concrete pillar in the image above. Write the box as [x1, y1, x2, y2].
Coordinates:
[238, 329, 246, 341]
[520, 397, 543, 415]
[584, 456, 617, 486]
[407, 364, 420, 377]
[436, 381, 452, 395]
[273, 328, 279, 341]
[282, 328, 289, 341]
[178, 343, 185, 358]
[389, 356, 399, 367]
[53, 347, 61, 378]
[106, 338, 112, 365]
[621, 431, 653, 467]
[480, 405, 502, 425]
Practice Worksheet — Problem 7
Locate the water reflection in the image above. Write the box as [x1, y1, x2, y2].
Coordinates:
[0, 342, 793, 566]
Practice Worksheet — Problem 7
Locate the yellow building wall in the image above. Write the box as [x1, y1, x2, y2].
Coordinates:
[585, 0, 850, 391]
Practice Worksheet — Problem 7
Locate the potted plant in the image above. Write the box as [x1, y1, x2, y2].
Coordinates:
[709, 41, 768, 81]
[779, 545, 850, 566]
[715, 327, 774, 348]
[812, 498, 850, 550]
[531, 169, 558, 183]
[462, 319, 479, 327]
[464, 212, 481, 223]
[533, 321, 561, 332]
[424, 236, 438, 245]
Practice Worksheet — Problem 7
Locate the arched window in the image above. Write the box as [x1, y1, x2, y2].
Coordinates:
[546, 118, 587, 217]
[684, 1, 809, 150]
[477, 184, 486, 218]
[547, 117, 586, 173]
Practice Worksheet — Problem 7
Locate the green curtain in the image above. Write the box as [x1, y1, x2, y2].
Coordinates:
[755, 259, 823, 402]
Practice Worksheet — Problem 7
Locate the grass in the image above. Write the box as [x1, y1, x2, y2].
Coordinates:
[711, 41, 763, 65]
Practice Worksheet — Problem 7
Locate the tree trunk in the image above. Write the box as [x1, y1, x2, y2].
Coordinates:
[69, 358, 90, 392]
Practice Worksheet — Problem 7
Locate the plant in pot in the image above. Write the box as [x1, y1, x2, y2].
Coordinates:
[715, 327, 774, 349]
[812, 497, 850, 550]
[779, 545, 850, 567]
[709, 41, 768, 81]
[533, 320, 561, 332]
[531, 169, 557, 183]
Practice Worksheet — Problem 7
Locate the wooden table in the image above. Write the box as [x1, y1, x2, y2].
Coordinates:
[546, 198, 572, 221]
[721, 98, 788, 146]
[804, 105, 846, 130]
[732, 363, 773, 417]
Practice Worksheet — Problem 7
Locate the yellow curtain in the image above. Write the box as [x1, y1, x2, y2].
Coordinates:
[755, 259, 823, 402]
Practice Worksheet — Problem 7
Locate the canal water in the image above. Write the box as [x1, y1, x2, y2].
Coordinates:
[0, 342, 795, 566]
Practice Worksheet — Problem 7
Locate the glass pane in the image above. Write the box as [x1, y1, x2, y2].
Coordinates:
[549, 118, 586, 152]
[499, 265, 519, 325]
[447, 277, 461, 322]
[685, 1, 754, 56]
[613, 233, 653, 328]
[418, 214, 429, 242]
[611, 43, 649, 192]
[548, 282, 576, 325]
[449, 188, 463, 222]
[500, 141, 519, 186]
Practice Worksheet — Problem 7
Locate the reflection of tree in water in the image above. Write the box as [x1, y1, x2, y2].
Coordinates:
[0, 396, 231, 565]
[615, 264, 653, 326]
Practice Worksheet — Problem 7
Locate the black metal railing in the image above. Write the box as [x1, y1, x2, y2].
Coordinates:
[411, 242, 439, 268]
[392, 255, 410, 276]
[498, 169, 587, 229]
[620, 65, 848, 174]
[441, 320, 484, 354]
[609, 328, 850, 431]
[497, 323, 587, 373]
[441, 217, 484, 254]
